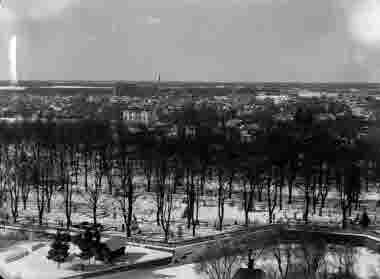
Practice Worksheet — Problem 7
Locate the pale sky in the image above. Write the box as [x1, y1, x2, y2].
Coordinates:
[1, 0, 380, 82]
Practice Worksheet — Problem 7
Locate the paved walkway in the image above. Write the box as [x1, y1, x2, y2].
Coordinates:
[3, 221, 380, 248]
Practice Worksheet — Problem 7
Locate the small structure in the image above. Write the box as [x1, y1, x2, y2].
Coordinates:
[233, 268, 266, 279]
[360, 210, 370, 228]
[122, 108, 158, 125]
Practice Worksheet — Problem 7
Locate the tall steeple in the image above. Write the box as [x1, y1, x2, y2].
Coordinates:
[155, 72, 161, 94]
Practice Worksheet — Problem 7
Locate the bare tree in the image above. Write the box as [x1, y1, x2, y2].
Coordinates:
[82, 144, 90, 192]
[141, 140, 154, 192]
[58, 144, 74, 230]
[239, 163, 258, 227]
[7, 166, 20, 223]
[114, 145, 136, 237]
[0, 145, 9, 209]
[83, 150, 105, 226]
[299, 238, 328, 279]
[266, 166, 277, 224]
[17, 146, 31, 211]
[160, 177, 175, 242]
[6, 145, 21, 223]
[101, 143, 115, 195]
[272, 244, 292, 279]
[329, 242, 357, 278]
[31, 143, 47, 226]
[196, 241, 242, 279]
[216, 165, 228, 231]
[34, 164, 46, 226]
[44, 156, 58, 214]
[155, 153, 175, 242]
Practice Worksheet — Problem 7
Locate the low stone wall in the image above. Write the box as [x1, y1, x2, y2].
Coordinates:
[172, 224, 284, 263]
[61, 257, 172, 279]
[281, 228, 380, 253]
[172, 224, 380, 264]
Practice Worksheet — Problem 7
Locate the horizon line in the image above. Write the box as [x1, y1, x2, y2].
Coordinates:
[0, 80, 380, 85]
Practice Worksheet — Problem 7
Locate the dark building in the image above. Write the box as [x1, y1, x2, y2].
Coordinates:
[113, 82, 138, 96]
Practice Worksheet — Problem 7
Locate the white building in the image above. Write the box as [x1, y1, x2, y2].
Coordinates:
[122, 108, 157, 125]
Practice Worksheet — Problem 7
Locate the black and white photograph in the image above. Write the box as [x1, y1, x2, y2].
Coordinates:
[0, 0, 379, 278]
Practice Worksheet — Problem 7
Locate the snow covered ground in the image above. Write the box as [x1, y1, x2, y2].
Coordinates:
[0, 239, 172, 279]
[3, 172, 380, 243]
[95, 263, 201, 279]
[5, 186, 379, 244]
[0, 174, 379, 278]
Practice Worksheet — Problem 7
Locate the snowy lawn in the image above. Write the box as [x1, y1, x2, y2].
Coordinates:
[0, 239, 172, 279]
[2, 175, 380, 244]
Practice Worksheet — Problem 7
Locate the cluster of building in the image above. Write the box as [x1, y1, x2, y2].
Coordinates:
[0, 83, 378, 141]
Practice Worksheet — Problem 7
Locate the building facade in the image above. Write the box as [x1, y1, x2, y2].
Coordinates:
[122, 108, 157, 125]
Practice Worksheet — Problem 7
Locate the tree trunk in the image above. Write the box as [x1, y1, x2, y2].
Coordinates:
[319, 192, 325, 217]
[38, 207, 44, 226]
[287, 179, 293, 204]
[147, 175, 151, 192]
[303, 177, 310, 224]
[156, 208, 160, 226]
[342, 203, 347, 229]
[46, 195, 51, 213]
[279, 167, 284, 210]
[11, 195, 18, 223]
[258, 185, 263, 202]
[355, 192, 360, 210]
[304, 193, 310, 224]
[228, 170, 234, 199]
[84, 155, 88, 192]
[267, 174, 276, 224]
[107, 174, 113, 195]
[93, 205, 97, 226]
[217, 170, 225, 231]
[243, 181, 250, 227]
[126, 176, 133, 237]
[312, 175, 318, 215]
[186, 170, 191, 230]
[65, 181, 72, 230]
[200, 166, 206, 195]
[366, 160, 369, 192]
[164, 227, 169, 242]
[122, 208, 128, 233]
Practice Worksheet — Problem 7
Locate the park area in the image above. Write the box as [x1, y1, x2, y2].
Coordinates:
[0, 108, 379, 278]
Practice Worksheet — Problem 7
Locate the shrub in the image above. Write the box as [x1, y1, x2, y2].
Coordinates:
[360, 211, 370, 228]
[76, 237, 94, 264]
[94, 242, 112, 264]
[47, 230, 70, 268]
